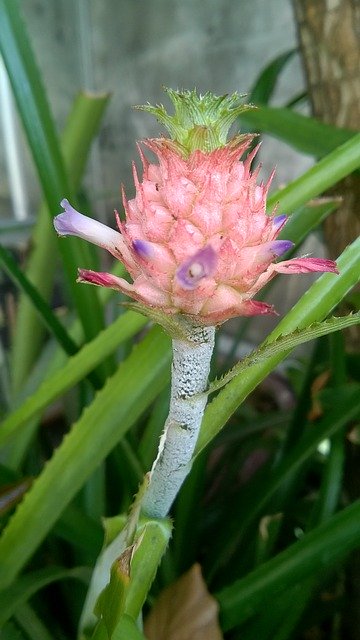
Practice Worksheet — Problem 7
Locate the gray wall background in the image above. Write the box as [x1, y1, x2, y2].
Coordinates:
[9, 0, 312, 218]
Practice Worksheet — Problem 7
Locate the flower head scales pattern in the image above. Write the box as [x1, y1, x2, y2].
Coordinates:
[54, 92, 337, 326]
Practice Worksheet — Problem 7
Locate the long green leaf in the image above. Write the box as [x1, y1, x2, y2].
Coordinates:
[267, 132, 360, 213]
[206, 313, 360, 396]
[0, 326, 171, 589]
[240, 105, 355, 157]
[15, 604, 54, 640]
[217, 497, 360, 631]
[0, 311, 147, 448]
[237, 336, 349, 640]
[0, 245, 79, 356]
[196, 236, 360, 456]
[211, 385, 360, 575]
[0, 621, 25, 640]
[10, 91, 110, 393]
[249, 49, 297, 106]
[0, 567, 90, 627]
[276, 198, 340, 243]
[0, 0, 68, 210]
[0, 0, 104, 340]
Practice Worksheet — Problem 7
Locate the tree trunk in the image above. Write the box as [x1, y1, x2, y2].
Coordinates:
[293, 0, 360, 347]
[293, 2, 360, 638]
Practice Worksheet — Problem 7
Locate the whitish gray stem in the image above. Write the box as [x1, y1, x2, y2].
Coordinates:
[141, 323, 215, 518]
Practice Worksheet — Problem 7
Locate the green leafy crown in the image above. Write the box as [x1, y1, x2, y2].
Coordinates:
[135, 87, 256, 154]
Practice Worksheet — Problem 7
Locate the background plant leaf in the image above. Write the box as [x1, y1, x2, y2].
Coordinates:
[240, 105, 355, 157]
[217, 498, 360, 631]
[10, 91, 110, 393]
[207, 313, 360, 396]
[0, 326, 171, 589]
[0, 0, 104, 341]
[248, 49, 297, 106]
[0, 310, 147, 449]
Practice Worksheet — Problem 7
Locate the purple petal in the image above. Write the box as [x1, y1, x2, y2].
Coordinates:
[273, 214, 287, 231]
[176, 245, 217, 290]
[132, 238, 175, 271]
[54, 199, 123, 255]
[270, 239, 294, 257]
[133, 239, 154, 259]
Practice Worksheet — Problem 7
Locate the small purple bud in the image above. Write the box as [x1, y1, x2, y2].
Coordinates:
[273, 214, 288, 230]
[176, 245, 217, 290]
[133, 239, 154, 260]
[270, 239, 294, 257]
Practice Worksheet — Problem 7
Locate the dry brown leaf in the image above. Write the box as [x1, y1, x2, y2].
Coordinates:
[308, 370, 331, 421]
[144, 563, 223, 640]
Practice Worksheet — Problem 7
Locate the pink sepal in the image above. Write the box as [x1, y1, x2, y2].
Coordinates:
[200, 298, 276, 325]
[77, 269, 134, 293]
[201, 284, 276, 324]
[273, 258, 338, 274]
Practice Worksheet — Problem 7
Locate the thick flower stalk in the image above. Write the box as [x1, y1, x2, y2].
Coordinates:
[54, 89, 338, 517]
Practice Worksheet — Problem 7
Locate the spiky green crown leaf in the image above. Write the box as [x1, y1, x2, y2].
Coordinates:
[136, 87, 256, 154]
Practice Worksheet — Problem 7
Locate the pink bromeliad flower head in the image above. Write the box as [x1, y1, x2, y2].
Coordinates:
[54, 89, 338, 327]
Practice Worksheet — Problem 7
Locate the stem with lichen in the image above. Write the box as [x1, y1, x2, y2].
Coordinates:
[141, 323, 215, 518]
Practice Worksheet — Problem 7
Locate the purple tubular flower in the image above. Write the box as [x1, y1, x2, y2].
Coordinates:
[176, 245, 217, 290]
[273, 214, 288, 231]
[257, 239, 294, 265]
[270, 239, 294, 257]
[54, 199, 124, 258]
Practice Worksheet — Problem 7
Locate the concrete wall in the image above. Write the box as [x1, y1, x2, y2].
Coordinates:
[7, 0, 311, 219]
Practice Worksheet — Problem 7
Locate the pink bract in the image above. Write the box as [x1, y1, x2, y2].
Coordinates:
[54, 138, 338, 325]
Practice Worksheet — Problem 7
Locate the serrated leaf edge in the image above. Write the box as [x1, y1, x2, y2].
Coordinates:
[205, 312, 360, 397]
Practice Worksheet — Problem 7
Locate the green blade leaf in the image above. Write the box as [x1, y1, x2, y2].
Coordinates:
[276, 198, 341, 243]
[14, 603, 54, 640]
[0, 621, 26, 640]
[0, 0, 68, 209]
[249, 49, 297, 106]
[240, 105, 355, 157]
[0, 244, 79, 357]
[10, 91, 110, 393]
[267, 132, 360, 213]
[0, 310, 147, 449]
[0, 567, 90, 627]
[206, 313, 360, 396]
[0, 0, 104, 341]
[211, 384, 360, 575]
[0, 326, 171, 590]
[88, 616, 148, 640]
[217, 496, 360, 631]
